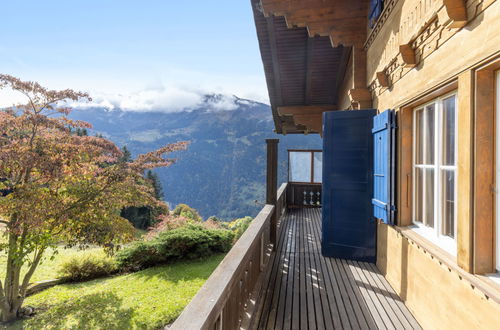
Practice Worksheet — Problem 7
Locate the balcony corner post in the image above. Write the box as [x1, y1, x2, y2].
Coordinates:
[266, 138, 279, 250]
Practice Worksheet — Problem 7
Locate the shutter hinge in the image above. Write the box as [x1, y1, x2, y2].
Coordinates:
[386, 204, 397, 212]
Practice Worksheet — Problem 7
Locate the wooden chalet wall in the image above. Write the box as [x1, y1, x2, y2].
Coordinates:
[253, 0, 500, 328]
[360, 0, 500, 328]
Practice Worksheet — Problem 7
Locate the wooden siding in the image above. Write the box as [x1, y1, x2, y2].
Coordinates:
[250, 208, 421, 330]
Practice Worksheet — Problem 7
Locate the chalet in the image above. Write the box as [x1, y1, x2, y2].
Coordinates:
[171, 0, 500, 329]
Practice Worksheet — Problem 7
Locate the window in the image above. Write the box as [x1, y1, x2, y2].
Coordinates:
[288, 150, 322, 183]
[413, 93, 457, 254]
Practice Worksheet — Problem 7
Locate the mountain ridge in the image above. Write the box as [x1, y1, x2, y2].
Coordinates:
[70, 95, 322, 220]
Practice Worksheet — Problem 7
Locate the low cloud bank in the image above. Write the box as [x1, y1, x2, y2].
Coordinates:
[71, 86, 262, 113]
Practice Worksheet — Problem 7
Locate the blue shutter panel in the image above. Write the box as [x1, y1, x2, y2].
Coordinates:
[372, 109, 396, 224]
[369, 0, 384, 27]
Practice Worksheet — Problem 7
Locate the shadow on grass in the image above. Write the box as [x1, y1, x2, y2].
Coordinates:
[9, 292, 135, 330]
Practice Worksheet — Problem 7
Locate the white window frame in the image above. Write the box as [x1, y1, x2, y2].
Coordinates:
[288, 150, 323, 184]
[412, 92, 458, 255]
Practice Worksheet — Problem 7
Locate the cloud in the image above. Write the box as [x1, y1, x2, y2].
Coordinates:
[72, 85, 201, 112]
[71, 85, 259, 113]
[0, 70, 270, 113]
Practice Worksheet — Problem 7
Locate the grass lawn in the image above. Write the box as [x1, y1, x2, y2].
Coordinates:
[0, 247, 105, 283]
[3, 254, 224, 330]
[0, 227, 145, 283]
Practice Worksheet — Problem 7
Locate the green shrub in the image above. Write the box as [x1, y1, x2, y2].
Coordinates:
[228, 216, 253, 240]
[116, 224, 233, 271]
[172, 204, 202, 222]
[58, 253, 119, 282]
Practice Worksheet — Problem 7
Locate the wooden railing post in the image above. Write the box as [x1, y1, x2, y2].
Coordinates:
[266, 139, 279, 250]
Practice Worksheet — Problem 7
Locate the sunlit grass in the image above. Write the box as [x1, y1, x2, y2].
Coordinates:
[3, 254, 224, 330]
[0, 228, 144, 283]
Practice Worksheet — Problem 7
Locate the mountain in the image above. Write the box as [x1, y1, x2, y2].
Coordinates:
[70, 95, 322, 220]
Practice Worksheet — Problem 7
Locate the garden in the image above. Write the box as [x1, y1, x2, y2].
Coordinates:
[0, 75, 253, 329]
[1, 205, 252, 329]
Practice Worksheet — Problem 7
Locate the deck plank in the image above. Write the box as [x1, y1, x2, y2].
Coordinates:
[250, 208, 420, 330]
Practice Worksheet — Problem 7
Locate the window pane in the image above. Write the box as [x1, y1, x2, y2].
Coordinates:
[313, 152, 322, 183]
[424, 168, 435, 228]
[289, 152, 312, 182]
[415, 167, 424, 223]
[415, 109, 424, 164]
[425, 104, 435, 164]
[442, 95, 456, 166]
[441, 170, 455, 238]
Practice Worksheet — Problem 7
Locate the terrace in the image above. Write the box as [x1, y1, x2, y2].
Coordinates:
[171, 145, 420, 330]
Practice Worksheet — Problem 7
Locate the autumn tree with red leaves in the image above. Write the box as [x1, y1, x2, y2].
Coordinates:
[0, 75, 188, 322]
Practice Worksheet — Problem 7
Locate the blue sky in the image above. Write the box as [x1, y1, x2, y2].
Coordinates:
[0, 1, 268, 109]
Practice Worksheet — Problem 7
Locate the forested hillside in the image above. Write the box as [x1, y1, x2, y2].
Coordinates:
[71, 95, 322, 219]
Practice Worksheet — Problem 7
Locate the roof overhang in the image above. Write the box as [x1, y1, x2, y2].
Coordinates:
[251, 0, 370, 134]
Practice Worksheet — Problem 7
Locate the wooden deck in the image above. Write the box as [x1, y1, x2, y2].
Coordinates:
[250, 208, 421, 330]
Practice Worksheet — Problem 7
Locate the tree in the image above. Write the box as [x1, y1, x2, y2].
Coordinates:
[119, 145, 132, 163]
[0, 74, 188, 322]
[120, 163, 166, 230]
[172, 204, 202, 222]
[146, 170, 164, 200]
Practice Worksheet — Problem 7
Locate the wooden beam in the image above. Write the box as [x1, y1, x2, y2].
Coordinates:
[473, 69, 495, 274]
[266, 17, 284, 133]
[457, 71, 474, 273]
[292, 114, 322, 133]
[261, 0, 369, 47]
[266, 139, 279, 250]
[443, 0, 468, 28]
[278, 105, 337, 115]
[399, 44, 417, 67]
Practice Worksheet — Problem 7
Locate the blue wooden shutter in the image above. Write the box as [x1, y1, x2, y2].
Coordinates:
[322, 109, 377, 262]
[372, 109, 396, 224]
[369, 0, 384, 27]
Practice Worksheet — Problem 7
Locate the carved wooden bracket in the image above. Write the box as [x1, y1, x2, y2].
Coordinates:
[399, 44, 417, 67]
[349, 88, 372, 109]
[261, 0, 369, 48]
[443, 0, 468, 28]
[292, 114, 323, 134]
[376, 71, 390, 88]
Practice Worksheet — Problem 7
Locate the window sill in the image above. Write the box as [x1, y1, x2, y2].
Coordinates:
[484, 272, 500, 286]
[394, 225, 500, 304]
[409, 224, 456, 256]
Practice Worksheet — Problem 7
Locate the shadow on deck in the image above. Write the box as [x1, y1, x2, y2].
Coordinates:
[250, 208, 421, 330]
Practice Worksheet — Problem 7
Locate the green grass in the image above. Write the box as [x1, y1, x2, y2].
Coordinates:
[0, 228, 143, 283]
[0, 246, 105, 283]
[3, 254, 224, 330]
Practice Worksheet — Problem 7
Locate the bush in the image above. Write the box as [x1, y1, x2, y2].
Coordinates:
[58, 253, 119, 282]
[172, 204, 202, 222]
[145, 214, 191, 240]
[228, 216, 253, 240]
[116, 224, 234, 271]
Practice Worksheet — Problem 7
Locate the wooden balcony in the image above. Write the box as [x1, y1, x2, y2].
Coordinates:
[250, 207, 420, 330]
[171, 183, 421, 330]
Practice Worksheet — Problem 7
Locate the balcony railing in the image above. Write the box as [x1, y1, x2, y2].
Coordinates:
[170, 183, 289, 330]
